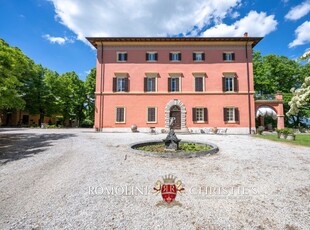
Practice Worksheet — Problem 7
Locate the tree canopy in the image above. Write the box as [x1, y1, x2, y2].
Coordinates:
[1, 37, 308, 128]
[286, 51, 310, 120]
[0, 39, 35, 109]
[253, 51, 310, 127]
[0, 38, 96, 127]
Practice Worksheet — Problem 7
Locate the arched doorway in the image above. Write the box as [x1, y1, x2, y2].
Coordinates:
[165, 99, 187, 130]
[170, 105, 181, 129]
[256, 106, 278, 130]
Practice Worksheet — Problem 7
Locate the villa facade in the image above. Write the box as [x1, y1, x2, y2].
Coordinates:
[87, 35, 284, 134]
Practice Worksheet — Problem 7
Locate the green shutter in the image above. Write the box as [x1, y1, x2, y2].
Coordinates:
[113, 78, 117, 92]
[235, 108, 239, 122]
[195, 77, 203, 92]
[176, 78, 180, 91]
[224, 108, 228, 122]
[234, 78, 238, 92]
[144, 78, 147, 92]
[222, 78, 226, 92]
[192, 108, 197, 122]
[204, 108, 208, 122]
[168, 78, 171, 92]
[125, 78, 129, 92]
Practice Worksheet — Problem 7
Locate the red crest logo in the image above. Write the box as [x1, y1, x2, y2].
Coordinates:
[153, 174, 184, 205]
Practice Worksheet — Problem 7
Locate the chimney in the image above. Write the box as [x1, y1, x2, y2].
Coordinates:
[244, 32, 248, 37]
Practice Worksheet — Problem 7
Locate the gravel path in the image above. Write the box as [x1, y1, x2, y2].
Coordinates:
[0, 128, 309, 229]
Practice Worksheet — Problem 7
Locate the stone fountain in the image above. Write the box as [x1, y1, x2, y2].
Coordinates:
[131, 117, 219, 158]
[163, 117, 181, 150]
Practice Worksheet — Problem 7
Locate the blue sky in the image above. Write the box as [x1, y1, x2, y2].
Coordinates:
[0, 0, 309, 81]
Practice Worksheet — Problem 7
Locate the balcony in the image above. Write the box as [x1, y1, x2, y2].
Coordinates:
[254, 92, 283, 101]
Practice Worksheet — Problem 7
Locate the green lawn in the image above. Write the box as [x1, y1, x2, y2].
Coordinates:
[254, 134, 310, 147]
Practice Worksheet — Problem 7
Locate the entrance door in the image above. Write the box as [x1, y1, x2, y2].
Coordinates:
[170, 105, 181, 129]
[22, 115, 29, 125]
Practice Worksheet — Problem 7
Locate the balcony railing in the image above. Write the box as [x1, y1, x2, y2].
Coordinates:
[254, 94, 276, 100]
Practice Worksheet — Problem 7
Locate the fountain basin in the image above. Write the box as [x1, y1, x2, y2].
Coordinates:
[130, 141, 219, 158]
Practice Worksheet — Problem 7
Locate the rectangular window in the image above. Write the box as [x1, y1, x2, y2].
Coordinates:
[171, 78, 177, 91]
[146, 52, 158, 61]
[224, 107, 239, 122]
[225, 77, 234, 92]
[195, 77, 204, 92]
[223, 52, 235, 61]
[227, 108, 234, 121]
[192, 107, 208, 122]
[113, 77, 129, 92]
[144, 77, 156, 92]
[193, 52, 205, 61]
[116, 107, 125, 123]
[196, 108, 204, 121]
[117, 78, 125, 92]
[222, 75, 238, 92]
[117, 52, 127, 62]
[170, 77, 180, 92]
[168, 74, 181, 92]
[169, 52, 181, 61]
[147, 107, 156, 123]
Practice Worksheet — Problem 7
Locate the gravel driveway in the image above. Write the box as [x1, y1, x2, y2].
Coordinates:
[0, 128, 309, 229]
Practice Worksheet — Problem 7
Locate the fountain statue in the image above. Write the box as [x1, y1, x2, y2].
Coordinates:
[163, 117, 181, 150]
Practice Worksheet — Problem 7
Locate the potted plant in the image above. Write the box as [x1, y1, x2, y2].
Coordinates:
[275, 128, 282, 138]
[257, 126, 265, 135]
[281, 128, 290, 139]
[286, 129, 296, 141]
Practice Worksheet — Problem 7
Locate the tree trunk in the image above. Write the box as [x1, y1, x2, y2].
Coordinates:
[40, 110, 45, 127]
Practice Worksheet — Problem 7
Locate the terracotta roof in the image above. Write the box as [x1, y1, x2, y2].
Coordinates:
[86, 37, 263, 48]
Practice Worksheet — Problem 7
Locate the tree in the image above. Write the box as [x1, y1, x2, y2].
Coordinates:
[22, 65, 59, 126]
[286, 76, 310, 118]
[286, 51, 310, 128]
[253, 51, 303, 95]
[83, 68, 96, 125]
[0, 39, 35, 109]
[253, 51, 307, 127]
[56, 72, 86, 126]
[301, 49, 310, 62]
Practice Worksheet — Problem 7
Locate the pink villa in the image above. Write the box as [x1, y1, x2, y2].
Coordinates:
[86, 35, 284, 134]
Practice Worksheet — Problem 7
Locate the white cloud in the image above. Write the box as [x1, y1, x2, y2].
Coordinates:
[289, 21, 310, 48]
[48, 0, 242, 42]
[285, 0, 310, 21]
[43, 34, 74, 45]
[202, 11, 277, 37]
[231, 11, 240, 19]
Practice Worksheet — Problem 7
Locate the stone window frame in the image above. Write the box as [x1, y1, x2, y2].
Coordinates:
[115, 107, 126, 123]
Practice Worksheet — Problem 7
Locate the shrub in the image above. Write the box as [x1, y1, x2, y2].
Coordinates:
[81, 119, 94, 128]
[275, 128, 282, 134]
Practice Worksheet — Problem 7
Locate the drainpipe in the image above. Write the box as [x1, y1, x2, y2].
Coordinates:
[245, 33, 252, 134]
[98, 42, 104, 131]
